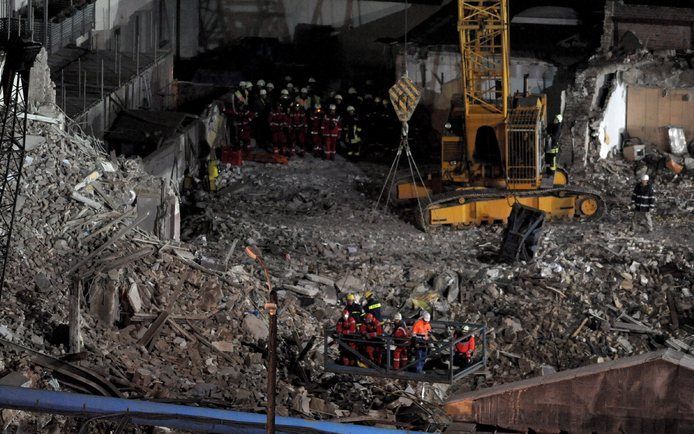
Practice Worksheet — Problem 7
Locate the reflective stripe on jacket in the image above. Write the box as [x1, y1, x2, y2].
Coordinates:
[632, 182, 655, 212]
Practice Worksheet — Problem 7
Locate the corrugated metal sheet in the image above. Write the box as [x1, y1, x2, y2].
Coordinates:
[445, 350, 694, 434]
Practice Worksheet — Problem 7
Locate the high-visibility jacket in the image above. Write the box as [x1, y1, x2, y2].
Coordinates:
[360, 320, 383, 338]
[336, 317, 356, 335]
[455, 336, 476, 357]
[632, 182, 655, 212]
[546, 145, 559, 170]
[363, 297, 382, 321]
[412, 319, 431, 339]
[207, 159, 219, 178]
[344, 302, 363, 319]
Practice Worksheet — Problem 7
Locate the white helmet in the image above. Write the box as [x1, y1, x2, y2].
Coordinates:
[287, 83, 294, 90]
[285, 75, 292, 82]
[374, 97, 381, 103]
[329, 104, 336, 110]
[257, 79, 266, 87]
[555, 114, 563, 123]
[335, 94, 343, 101]
[280, 89, 289, 96]
[267, 82, 275, 90]
[462, 325, 470, 332]
[239, 81, 247, 88]
[346, 105, 355, 112]
[422, 312, 431, 322]
[641, 174, 649, 181]
[348, 87, 357, 94]
[300, 87, 308, 94]
[308, 77, 316, 83]
[245, 82, 253, 89]
[259, 89, 267, 96]
[394, 312, 402, 321]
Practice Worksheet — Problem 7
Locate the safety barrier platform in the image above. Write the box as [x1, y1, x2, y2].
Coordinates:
[323, 319, 486, 384]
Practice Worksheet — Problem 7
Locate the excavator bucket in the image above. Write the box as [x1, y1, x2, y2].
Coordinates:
[499, 203, 545, 263]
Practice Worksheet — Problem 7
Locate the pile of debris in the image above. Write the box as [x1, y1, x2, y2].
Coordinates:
[0, 116, 692, 431]
[183, 154, 694, 396]
[0, 120, 436, 432]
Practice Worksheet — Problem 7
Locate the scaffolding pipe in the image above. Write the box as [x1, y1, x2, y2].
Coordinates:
[0, 386, 425, 434]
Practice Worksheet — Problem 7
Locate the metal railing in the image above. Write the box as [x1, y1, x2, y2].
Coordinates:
[324, 319, 486, 384]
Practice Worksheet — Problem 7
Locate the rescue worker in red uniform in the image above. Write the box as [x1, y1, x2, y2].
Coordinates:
[392, 313, 411, 370]
[289, 102, 307, 157]
[321, 104, 341, 160]
[268, 103, 289, 156]
[336, 309, 357, 366]
[454, 325, 476, 368]
[360, 313, 383, 366]
[308, 104, 324, 157]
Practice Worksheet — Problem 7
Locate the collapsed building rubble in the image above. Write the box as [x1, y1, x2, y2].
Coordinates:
[0, 107, 692, 431]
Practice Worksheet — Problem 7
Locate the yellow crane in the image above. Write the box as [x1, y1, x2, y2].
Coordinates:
[396, 0, 604, 230]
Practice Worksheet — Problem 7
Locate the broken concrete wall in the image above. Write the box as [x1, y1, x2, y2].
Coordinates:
[601, 0, 694, 53]
[395, 47, 557, 131]
[27, 48, 56, 112]
[597, 80, 627, 158]
[560, 51, 694, 168]
[396, 47, 557, 100]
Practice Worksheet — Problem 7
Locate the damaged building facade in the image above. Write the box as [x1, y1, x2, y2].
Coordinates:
[561, 0, 694, 169]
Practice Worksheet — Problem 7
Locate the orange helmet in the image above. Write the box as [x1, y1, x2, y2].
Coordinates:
[365, 313, 374, 323]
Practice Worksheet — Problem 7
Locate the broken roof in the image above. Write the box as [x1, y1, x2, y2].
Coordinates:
[104, 110, 193, 145]
[446, 349, 694, 434]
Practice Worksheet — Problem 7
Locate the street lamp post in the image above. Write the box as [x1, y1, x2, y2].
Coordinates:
[245, 246, 277, 434]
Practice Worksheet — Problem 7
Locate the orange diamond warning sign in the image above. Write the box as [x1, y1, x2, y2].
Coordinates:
[389, 76, 421, 122]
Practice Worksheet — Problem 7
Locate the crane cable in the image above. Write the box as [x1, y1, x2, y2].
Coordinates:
[374, 122, 432, 227]
[374, 0, 431, 226]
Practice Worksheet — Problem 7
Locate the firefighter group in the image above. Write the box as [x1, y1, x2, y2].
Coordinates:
[335, 292, 477, 373]
[223, 76, 399, 161]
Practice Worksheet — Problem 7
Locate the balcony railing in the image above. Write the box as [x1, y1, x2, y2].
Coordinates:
[0, 2, 94, 53]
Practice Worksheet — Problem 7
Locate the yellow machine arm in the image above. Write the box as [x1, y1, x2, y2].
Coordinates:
[458, 0, 509, 118]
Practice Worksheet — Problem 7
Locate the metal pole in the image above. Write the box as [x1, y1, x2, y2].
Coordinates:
[256, 257, 277, 434]
[83, 74, 86, 113]
[43, 0, 48, 47]
[77, 58, 81, 98]
[136, 32, 139, 107]
[175, 0, 180, 62]
[101, 58, 105, 133]
[267, 289, 277, 434]
[61, 69, 65, 111]
[28, 0, 32, 41]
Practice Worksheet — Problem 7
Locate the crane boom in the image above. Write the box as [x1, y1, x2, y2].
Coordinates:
[458, 0, 509, 117]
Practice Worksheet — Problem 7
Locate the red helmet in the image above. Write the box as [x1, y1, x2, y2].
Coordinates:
[365, 313, 374, 323]
[342, 309, 350, 318]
